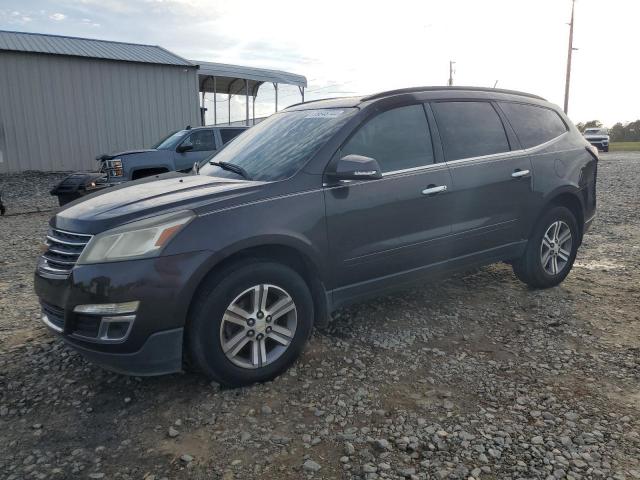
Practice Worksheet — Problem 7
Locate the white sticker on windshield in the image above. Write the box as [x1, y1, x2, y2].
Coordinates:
[304, 110, 344, 119]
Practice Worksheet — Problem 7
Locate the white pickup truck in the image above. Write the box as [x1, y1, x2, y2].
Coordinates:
[583, 128, 609, 152]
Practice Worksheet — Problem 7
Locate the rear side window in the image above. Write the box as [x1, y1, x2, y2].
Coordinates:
[341, 104, 434, 173]
[499, 102, 568, 149]
[220, 128, 246, 145]
[431, 101, 510, 161]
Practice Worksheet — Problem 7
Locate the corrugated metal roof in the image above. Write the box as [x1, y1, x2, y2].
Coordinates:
[0, 30, 194, 66]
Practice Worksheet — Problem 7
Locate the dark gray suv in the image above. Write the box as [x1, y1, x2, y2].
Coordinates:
[35, 87, 598, 386]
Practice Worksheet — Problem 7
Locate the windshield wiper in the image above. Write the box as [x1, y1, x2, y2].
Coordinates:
[209, 161, 251, 180]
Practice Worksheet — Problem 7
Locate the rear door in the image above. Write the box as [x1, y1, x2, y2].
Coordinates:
[174, 129, 217, 171]
[324, 104, 453, 298]
[430, 100, 533, 257]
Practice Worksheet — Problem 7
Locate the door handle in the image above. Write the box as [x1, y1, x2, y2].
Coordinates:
[422, 185, 447, 195]
[511, 169, 530, 179]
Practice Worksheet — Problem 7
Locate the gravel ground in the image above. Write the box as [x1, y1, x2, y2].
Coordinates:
[1, 153, 639, 480]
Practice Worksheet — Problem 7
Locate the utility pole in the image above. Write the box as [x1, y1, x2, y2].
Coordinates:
[564, 0, 576, 114]
[448, 60, 455, 86]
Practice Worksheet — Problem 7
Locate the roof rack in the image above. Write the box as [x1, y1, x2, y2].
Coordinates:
[362, 86, 546, 102]
[285, 96, 346, 109]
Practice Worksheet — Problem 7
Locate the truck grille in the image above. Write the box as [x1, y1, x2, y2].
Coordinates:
[40, 228, 92, 276]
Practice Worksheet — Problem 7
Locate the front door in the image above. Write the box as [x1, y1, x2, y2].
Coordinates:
[324, 104, 453, 302]
[174, 129, 218, 171]
[430, 100, 533, 257]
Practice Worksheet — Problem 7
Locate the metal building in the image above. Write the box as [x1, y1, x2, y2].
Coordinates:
[0, 30, 200, 173]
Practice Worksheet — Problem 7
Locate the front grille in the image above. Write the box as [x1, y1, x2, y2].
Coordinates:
[41, 301, 65, 331]
[40, 228, 92, 276]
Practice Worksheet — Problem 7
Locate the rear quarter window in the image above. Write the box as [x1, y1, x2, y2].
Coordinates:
[499, 102, 568, 149]
[431, 101, 510, 161]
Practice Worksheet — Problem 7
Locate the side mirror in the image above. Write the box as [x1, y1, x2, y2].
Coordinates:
[332, 154, 382, 181]
[177, 144, 194, 153]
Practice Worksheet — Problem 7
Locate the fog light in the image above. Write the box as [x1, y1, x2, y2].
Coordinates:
[74, 301, 139, 315]
[98, 315, 135, 342]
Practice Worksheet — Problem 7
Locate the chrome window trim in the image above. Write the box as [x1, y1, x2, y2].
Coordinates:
[382, 162, 446, 177]
[444, 131, 569, 167]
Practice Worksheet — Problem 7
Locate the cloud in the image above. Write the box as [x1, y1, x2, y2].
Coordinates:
[49, 13, 66, 21]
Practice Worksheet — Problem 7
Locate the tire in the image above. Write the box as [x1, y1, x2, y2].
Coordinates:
[513, 206, 579, 289]
[603, 146, 609, 152]
[187, 260, 314, 387]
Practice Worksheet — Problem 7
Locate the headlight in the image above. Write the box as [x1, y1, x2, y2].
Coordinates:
[77, 210, 195, 264]
[107, 158, 123, 177]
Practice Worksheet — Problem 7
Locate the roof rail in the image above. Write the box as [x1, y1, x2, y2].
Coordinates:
[284, 97, 347, 109]
[361, 86, 546, 102]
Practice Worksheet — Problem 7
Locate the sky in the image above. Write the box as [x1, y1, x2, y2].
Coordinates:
[0, 0, 638, 126]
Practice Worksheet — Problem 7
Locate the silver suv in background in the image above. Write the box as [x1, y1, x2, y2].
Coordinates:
[583, 128, 609, 152]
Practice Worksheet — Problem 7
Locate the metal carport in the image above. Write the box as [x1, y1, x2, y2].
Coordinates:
[193, 61, 307, 126]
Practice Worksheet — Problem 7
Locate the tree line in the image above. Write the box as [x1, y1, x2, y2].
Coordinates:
[576, 120, 640, 142]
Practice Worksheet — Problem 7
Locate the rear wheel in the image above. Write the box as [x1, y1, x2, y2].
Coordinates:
[187, 261, 313, 387]
[513, 206, 579, 288]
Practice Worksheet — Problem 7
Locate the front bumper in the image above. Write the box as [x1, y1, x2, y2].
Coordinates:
[34, 250, 210, 376]
[587, 139, 609, 150]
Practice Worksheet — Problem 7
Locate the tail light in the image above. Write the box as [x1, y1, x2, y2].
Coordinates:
[585, 145, 599, 160]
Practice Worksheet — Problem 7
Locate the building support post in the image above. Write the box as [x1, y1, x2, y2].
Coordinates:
[299, 86, 305, 103]
[200, 91, 206, 125]
[245, 79, 250, 126]
[252, 96, 255, 125]
[273, 82, 278, 112]
[228, 93, 231, 125]
[213, 76, 217, 125]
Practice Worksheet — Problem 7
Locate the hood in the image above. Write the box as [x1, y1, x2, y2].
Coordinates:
[97, 149, 157, 161]
[584, 134, 609, 139]
[55, 174, 267, 234]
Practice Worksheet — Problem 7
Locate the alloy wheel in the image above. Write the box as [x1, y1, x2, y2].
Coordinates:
[540, 220, 572, 275]
[219, 284, 297, 369]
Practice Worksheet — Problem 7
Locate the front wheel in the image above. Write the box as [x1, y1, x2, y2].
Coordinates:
[187, 261, 314, 387]
[513, 206, 579, 289]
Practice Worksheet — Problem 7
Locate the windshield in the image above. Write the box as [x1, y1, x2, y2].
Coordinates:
[198, 108, 355, 181]
[152, 130, 187, 149]
[584, 128, 607, 135]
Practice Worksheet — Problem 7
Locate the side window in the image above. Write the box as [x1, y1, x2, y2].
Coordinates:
[499, 102, 568, 149]
[431, 101, 510, 161]
[220, 128, 246, 145]
[181, 130, 216, 152]
[341, 104, 434, 173]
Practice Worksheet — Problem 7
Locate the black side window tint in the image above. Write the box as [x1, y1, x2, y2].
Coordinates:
[499, 102, 568, 149]
[182, 130, 216, 151]
[220, 128, 245, 145]
[431, 101, 510, 161]
[342, 104, 434, 173]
